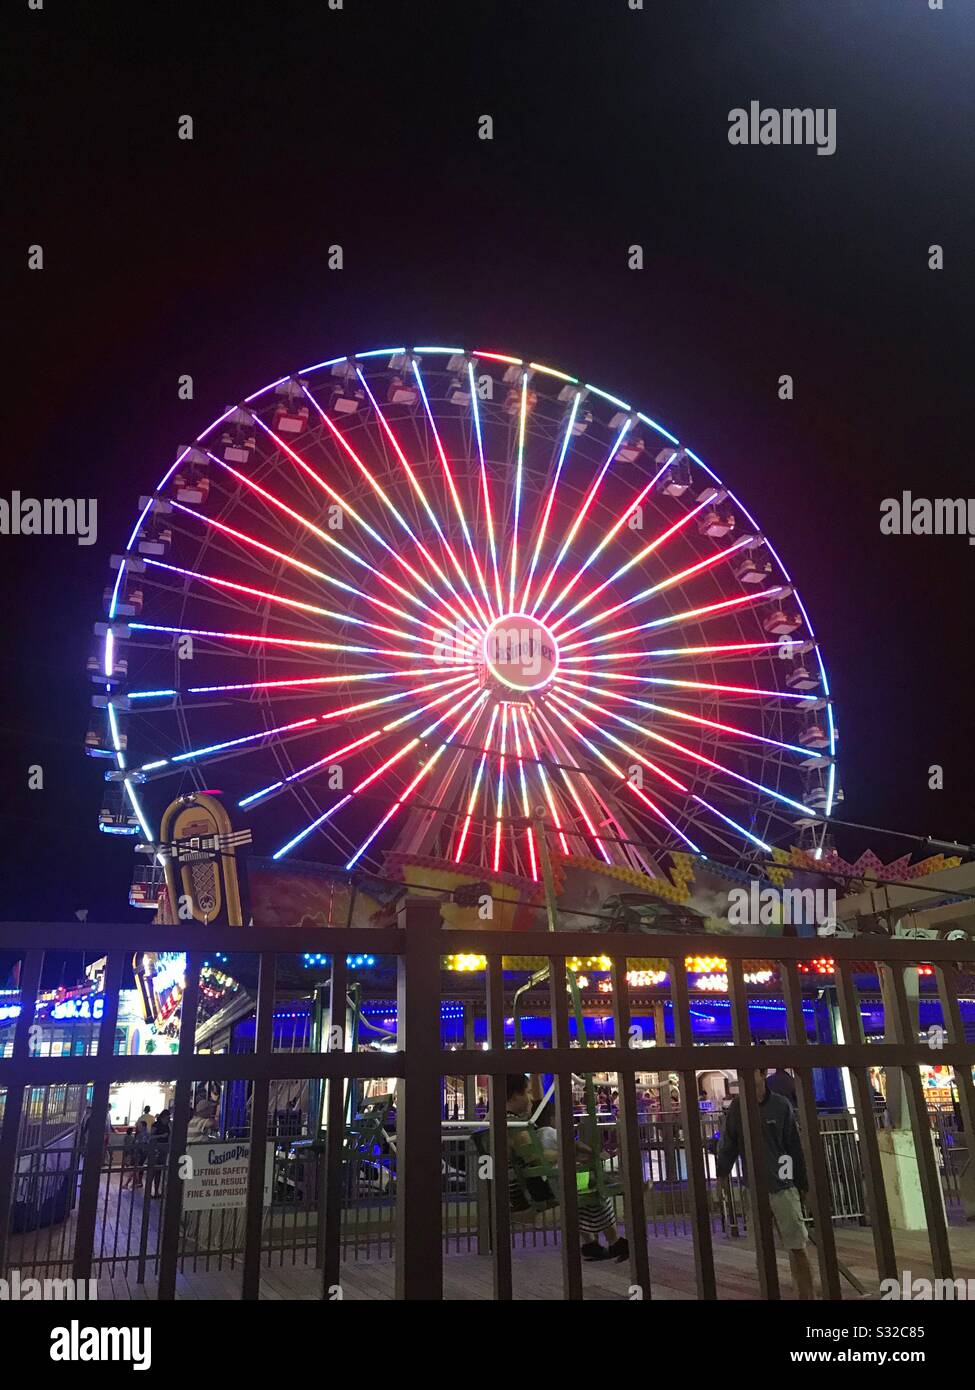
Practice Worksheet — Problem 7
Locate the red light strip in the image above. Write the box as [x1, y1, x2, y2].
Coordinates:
[141, 559, 459, 652]
[511, 702, 538, 881]
[559, 586, 786, 654]
[541, 454, 677, 625]
[350, 369, 486, 631]
[346, 689, 488, 870]
[531, 705, 613, 864]
[454, 704, 500, 863]
[413, 361, 494, 623]
[546, 494, 711, 632]
[169, 502, 448, 639]
[543, 699, 698, 857]
[519, 707, 570, 857]
[550, 685, 811, 816]
[554, 675, 809, 756]
[209, 450, 465, 638]
[529, 422, 631, 618]
[556, 535, 755, 642]
[493, 704, 509, 873]
[519, 390, 580, 613]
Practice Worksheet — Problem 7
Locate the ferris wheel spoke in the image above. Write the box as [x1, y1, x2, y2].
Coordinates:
[140, 557, 474, 654]
[452, 703, 499, 864]
[553, 665, 816, 704]
[133, 671, 476, 785]
[504, 371, 530, 614]
[350, 686, 489, 867]
[548, 685, 813, 821]
[168, 662, 476, 699]
[519, 391, 581, 613]
[509, 702, 538, 880]
[413, 362, 495, 622]
[540, 698, 702, 856]
[131, 712, 325, 780]
[530, 706, 616, 864]
[554, 675, 810, 759]
[354, 371, 489, 632]
[301, 381, 482, 639]
[271, 693, 480, 862]
[205, 451, 465, 637]
[539, 453, 678, 627]
[559, 584, 787, 656]
[190, 462, 459, 632]
[239, 675, 481, 810]
[126, 621, 467, 667]
[342, 688, 489, 870]
[555, 534, 756, 644]
[545, 692, 775, 855]
[169, 501, 461, 640]
[545, 490, 711, 632]
[491, 704, 511, 873]
[516, 708, 570, 858]
[528, 418, 633, 619]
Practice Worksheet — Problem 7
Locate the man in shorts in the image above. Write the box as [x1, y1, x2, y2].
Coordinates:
[716, 1067, 815, 1299]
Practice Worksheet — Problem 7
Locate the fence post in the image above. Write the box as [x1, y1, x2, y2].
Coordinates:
[611, 954, 654, 1300]
[72, 950, 124, 1284]
[321, 949, 348, 1301]
[242, 950, 276, 1299]
[884, 962, 953, 1280]
[780, 959, 843, 1300]
[669, 954, 717, 1298]
[727, 960, 780, 1299]
[485, 953, 513, 1297]
[935, 963, 975, 1217]
[549, 950, 583, 1300]
[834, 961, 896, 1281]
[394, 897, 444, 1299]
[157, 951, 203, 1299]
[0, 949, 44, 1278]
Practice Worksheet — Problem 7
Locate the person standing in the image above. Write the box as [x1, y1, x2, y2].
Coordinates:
[149, 1108, 171, 1197]
[716, 1068, 815, 1299]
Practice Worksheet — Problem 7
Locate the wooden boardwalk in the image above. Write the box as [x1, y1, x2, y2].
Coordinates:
[79, 1223, 975, 1301]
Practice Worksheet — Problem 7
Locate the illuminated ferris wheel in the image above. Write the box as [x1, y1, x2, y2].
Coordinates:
[87, 345, 839, 888]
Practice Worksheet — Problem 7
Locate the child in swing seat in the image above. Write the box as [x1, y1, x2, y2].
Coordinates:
[506, 1076, 628, 1263]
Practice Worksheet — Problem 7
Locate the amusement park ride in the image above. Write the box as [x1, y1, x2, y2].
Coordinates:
[84, 344, 860, 939]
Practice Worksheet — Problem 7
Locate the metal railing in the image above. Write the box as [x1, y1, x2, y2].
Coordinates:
[1, 905, 975, 1300]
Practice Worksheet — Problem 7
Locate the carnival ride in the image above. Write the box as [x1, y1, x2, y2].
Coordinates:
[87, 345, 841, 924]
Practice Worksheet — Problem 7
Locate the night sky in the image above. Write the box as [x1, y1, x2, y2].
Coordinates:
[3, 0, 973, 928]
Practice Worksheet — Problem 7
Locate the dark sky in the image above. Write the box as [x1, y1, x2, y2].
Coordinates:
[3, 0, 973, 925]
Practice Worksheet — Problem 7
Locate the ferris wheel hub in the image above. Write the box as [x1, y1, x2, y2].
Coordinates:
[482, 612, 559, 693]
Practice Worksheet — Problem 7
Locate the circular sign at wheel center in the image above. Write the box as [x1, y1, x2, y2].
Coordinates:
[483, 613, 559, 693]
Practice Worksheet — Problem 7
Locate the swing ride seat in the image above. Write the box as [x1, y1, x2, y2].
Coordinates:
[343, 1093, 393, 1160]
[472, 1120, 622, 1220]
[341, 1094, 396, 1193]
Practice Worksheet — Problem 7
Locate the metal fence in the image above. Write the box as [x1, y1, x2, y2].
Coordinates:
[2, 905, 975, 1300]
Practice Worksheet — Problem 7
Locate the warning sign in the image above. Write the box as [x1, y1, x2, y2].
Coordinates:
[182, 1141, 274, 1211]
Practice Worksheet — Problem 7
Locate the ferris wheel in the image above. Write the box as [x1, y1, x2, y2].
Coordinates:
[87, 345, 840, 893]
